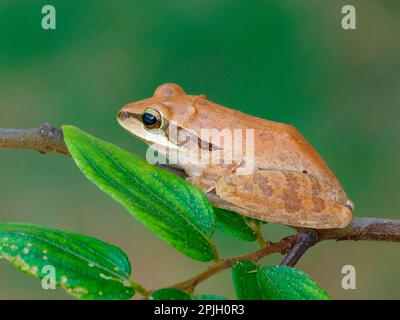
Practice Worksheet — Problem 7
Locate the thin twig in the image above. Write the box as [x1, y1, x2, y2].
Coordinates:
[1, 124, 400, 293]
[170, 235, 298, 292]
[128, 279, 150, 298]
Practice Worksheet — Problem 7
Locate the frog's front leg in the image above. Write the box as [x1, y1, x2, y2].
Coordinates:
[185, 161, 241, 193]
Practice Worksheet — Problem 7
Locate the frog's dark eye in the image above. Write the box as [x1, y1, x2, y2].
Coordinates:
[142, 112, 157, 127]
[142, 108, 163, 129]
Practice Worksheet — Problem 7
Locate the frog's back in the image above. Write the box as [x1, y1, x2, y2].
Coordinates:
[135, 83, 346, 194]
[189, 96, 344, 191]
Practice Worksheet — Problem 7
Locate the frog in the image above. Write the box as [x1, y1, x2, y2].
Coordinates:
[117, 83, 354, 229]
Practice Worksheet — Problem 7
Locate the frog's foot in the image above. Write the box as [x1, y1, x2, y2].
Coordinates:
[346, 199, 355, 211]
[186, 162, 240, 193]
[186, 175, 218, 193]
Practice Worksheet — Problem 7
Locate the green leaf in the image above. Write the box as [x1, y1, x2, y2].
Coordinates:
[151, 288, 191, 300]
[257, 266, 330, 300]
[195, 295, 227, 300]
[214, 208, 257, 241]
[62, 125, 216, 262]
[0, 223, 135, 300]
[232, 260, 263, 299]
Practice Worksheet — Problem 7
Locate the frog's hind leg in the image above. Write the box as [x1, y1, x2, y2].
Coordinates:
[215, 170, 353, 229]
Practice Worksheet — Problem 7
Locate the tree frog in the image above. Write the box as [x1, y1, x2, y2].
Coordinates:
[117, 83, 353, 229]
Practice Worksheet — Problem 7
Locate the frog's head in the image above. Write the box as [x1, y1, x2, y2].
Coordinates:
[117, 83, 199, 150]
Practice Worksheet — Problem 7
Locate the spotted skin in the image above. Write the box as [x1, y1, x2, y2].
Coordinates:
[216, 170, 352, 229]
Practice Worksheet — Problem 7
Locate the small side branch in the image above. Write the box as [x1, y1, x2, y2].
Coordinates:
[280, 230, 318, 267]
[171, 235, 297, 292]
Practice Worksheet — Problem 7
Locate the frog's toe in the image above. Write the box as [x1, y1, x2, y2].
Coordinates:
[346, 199, 355, 211]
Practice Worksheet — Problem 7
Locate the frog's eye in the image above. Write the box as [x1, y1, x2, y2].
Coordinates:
[142, 108, 163, 130]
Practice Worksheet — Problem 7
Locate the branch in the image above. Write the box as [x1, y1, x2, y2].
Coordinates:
[0, 124, 69, 155]
[1, 124, 400, 293]
[317, 217, 400, 242]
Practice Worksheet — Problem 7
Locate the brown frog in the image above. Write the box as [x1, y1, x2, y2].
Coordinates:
[117, 83, 353, 229]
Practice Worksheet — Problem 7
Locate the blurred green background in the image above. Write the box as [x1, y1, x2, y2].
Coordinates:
[0, 0, 399, 299]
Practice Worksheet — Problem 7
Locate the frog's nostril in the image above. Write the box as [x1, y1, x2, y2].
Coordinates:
[118, 111, 131, 120]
